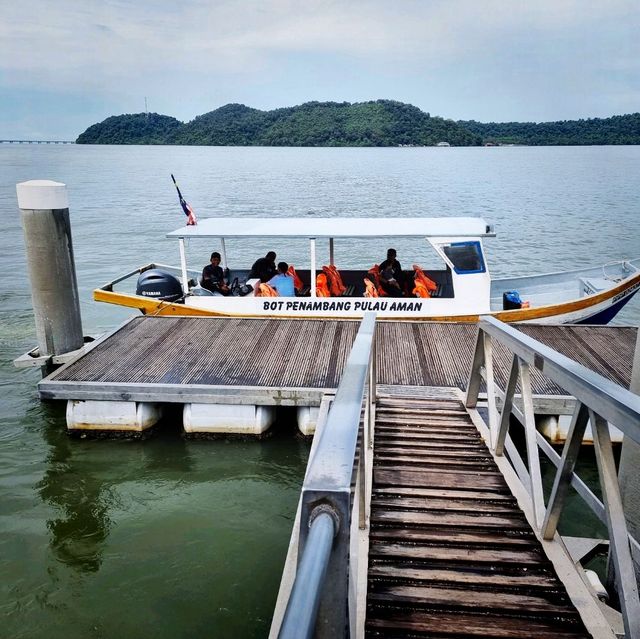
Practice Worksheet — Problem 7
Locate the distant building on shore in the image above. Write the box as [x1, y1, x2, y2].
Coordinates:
[436, 141, 450, 147]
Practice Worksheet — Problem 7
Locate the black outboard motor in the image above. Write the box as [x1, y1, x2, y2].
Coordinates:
[136, 269, 184, 303]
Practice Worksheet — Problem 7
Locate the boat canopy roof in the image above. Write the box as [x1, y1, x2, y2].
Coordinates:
[167, 217, 494, 239]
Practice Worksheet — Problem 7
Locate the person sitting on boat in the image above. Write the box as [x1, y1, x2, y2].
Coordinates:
[268, 262, 296, 297]
[201, 251, 230, 295]
[249, 251, 277, 282]
[379, 248, 404, 297]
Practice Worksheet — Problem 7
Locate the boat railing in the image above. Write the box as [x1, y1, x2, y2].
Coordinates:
[97, 262, 200, 291]
[278, 312, 377, 639]
[466, 315, 640, 639]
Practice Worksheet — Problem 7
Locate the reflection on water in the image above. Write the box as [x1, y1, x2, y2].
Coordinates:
[18, 404, 309, 639]
[37, 425, 112, 574]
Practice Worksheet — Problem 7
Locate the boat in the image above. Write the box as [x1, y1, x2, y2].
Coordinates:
[94, 217, 640, 323]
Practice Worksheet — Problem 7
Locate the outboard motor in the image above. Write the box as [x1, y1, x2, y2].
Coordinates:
[136, 269, 184, 303]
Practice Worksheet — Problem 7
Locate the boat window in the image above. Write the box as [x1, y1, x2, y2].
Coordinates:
[442, 241, 486, 274]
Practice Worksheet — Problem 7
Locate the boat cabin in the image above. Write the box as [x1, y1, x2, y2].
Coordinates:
[161, 217, 495, 318]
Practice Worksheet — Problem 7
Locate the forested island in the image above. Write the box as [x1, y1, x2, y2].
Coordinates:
[76, 100, 640, 146]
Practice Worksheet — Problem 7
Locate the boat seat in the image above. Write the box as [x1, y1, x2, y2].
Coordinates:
[340, 285, 356, 297]
[296, 286, 311, 297]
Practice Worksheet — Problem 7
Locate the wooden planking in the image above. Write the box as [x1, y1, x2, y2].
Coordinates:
[52, 317, 359, 388]
[375, 322, 636, 392]
[47, 319, 635, 399]
[366, 395, 590, 638]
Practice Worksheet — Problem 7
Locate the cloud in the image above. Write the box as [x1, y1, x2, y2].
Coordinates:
[1, 0, 638, 133]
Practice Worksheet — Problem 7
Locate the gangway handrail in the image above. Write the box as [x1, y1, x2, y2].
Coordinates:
[278, 312, 377, 639]
[466, 315, 640, 639]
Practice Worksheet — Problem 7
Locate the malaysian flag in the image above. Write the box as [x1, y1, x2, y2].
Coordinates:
[171, 174, 197, 225]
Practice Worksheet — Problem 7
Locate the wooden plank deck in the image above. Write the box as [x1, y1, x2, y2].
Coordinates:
[366, 392, 591, 638]
[39, 317, 637, 403]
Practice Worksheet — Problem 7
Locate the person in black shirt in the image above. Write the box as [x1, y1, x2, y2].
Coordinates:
[249, 251, 277, 282]
[201, 252, 230, 295]
[379, 248, 404, 297]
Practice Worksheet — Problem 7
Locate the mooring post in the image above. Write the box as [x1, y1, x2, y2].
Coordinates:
[16, 180, 84, 369]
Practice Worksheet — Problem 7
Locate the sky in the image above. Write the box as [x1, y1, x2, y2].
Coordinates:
[1, 0, 639, 139]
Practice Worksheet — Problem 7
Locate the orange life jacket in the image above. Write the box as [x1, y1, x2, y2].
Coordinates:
[287, 265, 304, 292]
[257, 283, 279, 297]
[413, 280, 432, 298]
[363, 278, 379, 298]
[322, 265, 346, 296]
[316, 273, 331, 297]
[367, 264, 388, 297]
[413, 265, 438, 293]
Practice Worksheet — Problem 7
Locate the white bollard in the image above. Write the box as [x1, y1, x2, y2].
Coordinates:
[16, 180, 84, 359]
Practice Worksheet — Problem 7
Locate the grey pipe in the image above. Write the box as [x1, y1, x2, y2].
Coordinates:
[278, 511, 336, 639]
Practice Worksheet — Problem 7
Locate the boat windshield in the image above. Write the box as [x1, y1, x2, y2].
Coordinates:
[442, 241, 486, 274]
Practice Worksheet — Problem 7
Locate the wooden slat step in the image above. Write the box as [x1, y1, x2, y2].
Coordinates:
[375, 461, 498, 476]
[368, 564, 559, 590]
[373, 486, 516, 501]
[374, 438, 485, 450]
[370, 497, 524, 515]
[369, 528, 536, 548]
[377, 416, 475, 427]
[375, 420, 477, 432]
[374, 469, 509, 491]
[377, 399, 464, 409]
[372, 510, 529, 530]
[375, 430, 480, 442]
[367, 584, 577, 616]
[374, 447, 493, 461]
[374, 456, 496, 470]
[366, 610, 589, 638]
[376, 412, 473, 422]
[369, 542, 543, 566]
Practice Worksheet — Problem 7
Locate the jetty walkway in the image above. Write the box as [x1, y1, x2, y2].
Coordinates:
[270, 315, 640, 639]
[35, 315, 640, 636]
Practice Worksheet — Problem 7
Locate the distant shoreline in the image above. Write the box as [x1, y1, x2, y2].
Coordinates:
[75, 101, 640, 147]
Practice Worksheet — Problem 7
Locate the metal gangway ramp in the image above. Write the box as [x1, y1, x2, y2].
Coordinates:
[271, 314, 640, 639]
[368, 391, 588, 637]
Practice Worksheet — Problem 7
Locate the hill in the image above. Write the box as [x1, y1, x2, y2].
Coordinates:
[75, 102, 640, 146]
[76, 113, 182, 144]
[77, 101, 480, 146]
[459, 113, 640, 146]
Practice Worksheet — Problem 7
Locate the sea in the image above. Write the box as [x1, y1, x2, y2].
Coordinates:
[0, 144, 639, 639]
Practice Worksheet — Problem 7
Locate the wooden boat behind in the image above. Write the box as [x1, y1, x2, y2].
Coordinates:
[94, 217, 640, 323]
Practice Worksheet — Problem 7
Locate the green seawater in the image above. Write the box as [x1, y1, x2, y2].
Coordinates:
[1, 145, 639, 638]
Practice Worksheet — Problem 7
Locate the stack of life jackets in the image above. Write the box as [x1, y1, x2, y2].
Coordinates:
[322, 265, 347, 297]
[412, 265, 439, 298]
[316, 273, 331, 297]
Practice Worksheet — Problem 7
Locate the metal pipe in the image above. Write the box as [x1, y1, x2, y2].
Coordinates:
[310, 238, 317, 298]
[178, 238, 189, 292]
[329, 238, 334, 266]
[279, 512, 336, 639]
[220, 237, 228, 269]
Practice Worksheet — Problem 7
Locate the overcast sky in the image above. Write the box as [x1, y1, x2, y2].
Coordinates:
[1, 0, 638, 139]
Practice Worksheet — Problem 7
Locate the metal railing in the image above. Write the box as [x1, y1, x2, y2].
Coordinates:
[466, 316, 640, 639]
[279, 312, 377, 639]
